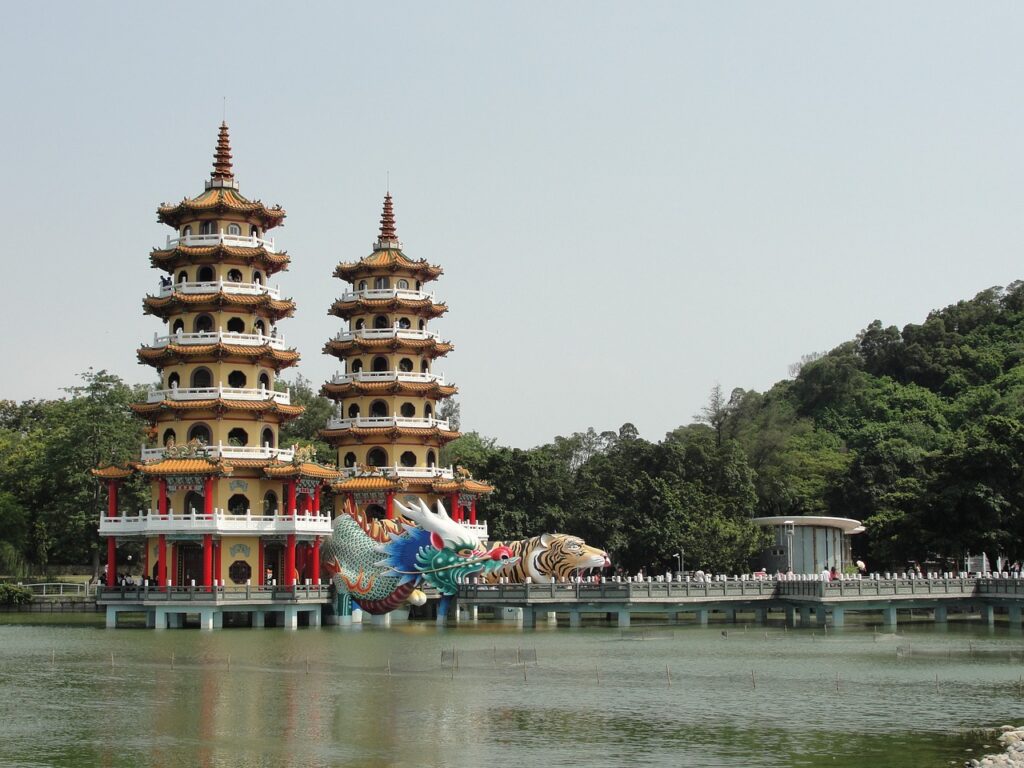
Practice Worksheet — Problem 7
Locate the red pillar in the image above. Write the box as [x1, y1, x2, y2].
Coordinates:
[288, 480, 297, 515]
[204, 476, 214, 516]
[449, 493, 460, 522]
[257, 539, 265, 586]
[314, 485, 321, 515]
[106, 537, 117, 587]
[285, 534, 296, 586]
[312, 537, 321, 585]
[144, 541, 150, 583]
[106, 479, 119, 518]
[470, 497, 477, 525]
[386, 491, 394, 520]
[158, 479, 168, 516]
[158, 535, 167, 590]
[202, 534, 213, 591]
[214, 540, 222, 587]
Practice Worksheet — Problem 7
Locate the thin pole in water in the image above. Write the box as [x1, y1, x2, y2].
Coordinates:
[666, 665, 672, 687]
[751, 670, 756, 690]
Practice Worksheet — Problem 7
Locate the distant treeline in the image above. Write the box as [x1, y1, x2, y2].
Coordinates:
[2, 283, 1023, 576]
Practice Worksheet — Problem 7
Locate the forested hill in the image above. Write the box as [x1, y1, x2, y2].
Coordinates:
[447, 282, 1024, 573]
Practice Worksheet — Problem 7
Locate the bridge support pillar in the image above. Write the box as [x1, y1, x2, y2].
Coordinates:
[617, 609, 631, 628]
[252, 611, 265, 628]
[283, 606, 299, 630]
[1008, 605, 1022, 629]
[308, 608, 322, 628]
[105, 606, 118, 629]
[167, 612, 183, 629]
[199, 609, 214, 631]
[784, 606, 795, 628]
[213, 611, 223, 629]
[830, 606, 844, 628]
[522, 607, 537, 629]
[934, 606, 948, 623]
[569, 608, 582, 628]
[146, 610, 156, 629]
[696, 608, 708, 627]
[799, 606, 811, 626]
[754, 608, 767, 625]
[369, 611, 390, 628]
[815, 606, 826, 626]
[544, 611, 557, 624]
[981, 605, 995, 627]
[882, 606, 897, 627]
[723, 608, 736, 622]
[153, 607, 168, 630]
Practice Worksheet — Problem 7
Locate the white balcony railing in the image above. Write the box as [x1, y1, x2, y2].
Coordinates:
[325, 416, 450, 431]
[338, 465, 456, 480]
[165, 233, 277, 252]
[329, 370, 445, 385]
[156, 280, 281, 299]
[463, 522, 489, 540]
[99, 509, 332, 537]
[146, 330, 289, 350]
[145, 385, 291, 404]
[139, 443, 296, 462]
[338, 288, 436, 303]
[333, 327, 441, 343]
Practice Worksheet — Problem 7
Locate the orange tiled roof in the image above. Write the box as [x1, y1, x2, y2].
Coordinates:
[150, 245, 290, 275]
[143, 292, 295, 320]
[131, 458, 233, 476]
[432, 478, 495, 495]
[91, 465, 133, 479]
[333, 475, 407, 492]
[137, 343, 300, 370]
[328, 296, 448, 320]
[320, 425, 461, 444]
[322, 337, 453, 359]
[157, 187, 286, 230]
[131, 399, 304, 420]
[333, 249, 443, 283]
[320, 380, 457, 400]
[263, 462, 342, 481]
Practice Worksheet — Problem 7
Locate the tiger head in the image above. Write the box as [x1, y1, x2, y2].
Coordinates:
[529, 533, 611, 582]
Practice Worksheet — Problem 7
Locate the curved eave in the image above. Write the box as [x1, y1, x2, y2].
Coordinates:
[322, 338, 453, 359]
[752, 516, 865, 536]
[131, 458, 233, 477]
[263, 461, 342, 482]
[143, 292, 296, 321]
[328, 297, 448, 320]
[333, 249, 443, 283]
[91, 465, 134, 480]
[137, 343, 300, 370]
[320, 426, 461, 445]
[131, 399, 305, 421]
[156, 189, 286, 230]
[320, 381, 458, 400]
[332, 476, 408, 492]
[150, 245, 291, 275]
[431, 479, 495, 495]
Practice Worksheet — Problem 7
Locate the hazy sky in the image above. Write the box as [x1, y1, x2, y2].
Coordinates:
[2, 3, 1022, 448]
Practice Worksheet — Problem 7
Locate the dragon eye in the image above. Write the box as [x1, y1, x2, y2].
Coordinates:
[456, 547, 475, 558]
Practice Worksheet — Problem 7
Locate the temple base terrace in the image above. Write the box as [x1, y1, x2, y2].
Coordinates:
[97, 584, 330, 629]
[454, 577, 1024, 629]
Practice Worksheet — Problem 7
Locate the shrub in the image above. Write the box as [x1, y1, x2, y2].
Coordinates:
[0, 583, 32, 605]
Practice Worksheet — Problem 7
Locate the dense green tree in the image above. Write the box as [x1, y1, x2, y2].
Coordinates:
[277, 374, 335, 464]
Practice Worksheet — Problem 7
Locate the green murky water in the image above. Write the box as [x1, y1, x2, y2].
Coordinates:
[0, 618, 1020, 767]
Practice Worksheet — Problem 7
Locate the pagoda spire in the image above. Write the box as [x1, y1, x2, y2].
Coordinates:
[210, 122, 234, 181]
[377, 193, 398, 247]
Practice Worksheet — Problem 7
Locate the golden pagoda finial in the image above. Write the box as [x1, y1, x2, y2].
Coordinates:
[211, 122, 234, 181]
[377, 193, 398, 245]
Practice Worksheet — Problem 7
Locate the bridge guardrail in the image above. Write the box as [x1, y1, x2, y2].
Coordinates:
[96, 584, 331, 603]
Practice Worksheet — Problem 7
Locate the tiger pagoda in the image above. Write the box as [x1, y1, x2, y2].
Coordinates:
[321, 195, 493, 533]
[93, 124, 339, 629]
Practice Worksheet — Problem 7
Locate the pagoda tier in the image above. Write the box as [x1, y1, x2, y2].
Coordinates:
[150, 243, 290, 275]
[158, 190, 286, 231]
[320, 376, 457, 401]
[131, 395, 304, 420]
[143, 290, 295, 321]
[137, 339, 300, 371]
[322, 333, 453, 360]
[332, 249, 443, 284]
[327, 294, 448, 320]
[320, 423, 461, 445]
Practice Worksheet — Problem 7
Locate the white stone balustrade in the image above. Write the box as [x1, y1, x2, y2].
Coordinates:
[165, 233, 276, 252]
[338, 288, 436, 302]
[338, 465, 456, 480]
[139, 443, 296, 461]
[155, 280, 281, 299]
[99, 509, 332, 537]
[325, 416, 450, 431]
[146, 330, 289, 350]
[145, 385, 291, 404]
[333, 327, 441, 342]
[330, 370, 445, 385]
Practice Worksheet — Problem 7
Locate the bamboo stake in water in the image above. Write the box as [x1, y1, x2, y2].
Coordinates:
[835, 672, 840, 693]
[110, 652, 114, 668]
[666, 665, 672, 687]
[306, 656, 310, 675]
[751, 670, 756, 690]
[386, 657, 391, 677]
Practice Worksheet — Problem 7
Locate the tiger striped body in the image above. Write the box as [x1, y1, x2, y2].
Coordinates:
[485, 533, 610, 584]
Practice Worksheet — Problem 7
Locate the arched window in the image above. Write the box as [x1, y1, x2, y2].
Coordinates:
[227, 370, 247, 388]
[250, 225, 260, 238]
[415, 281, 421, 290]
[400, 402, 415, 418]
[355, 319, 365, 330]
[172, 319, 185, 334]
[426, 450, 436, 467]
[197, 266, 215, 282]
[184, 491, 205, 515]
[226, 223, 241, 236]
[347, 403, 360, 418]
[258, 372, 270, 390]
[373, 315, 389, 329]
[167, 372, 180, 389]
[226, 317, 245, 333]
[227, 268, 243, 282]
[190, 368, 212, 388]
[177, 270, 188, 283]
[357, 280, 367, 291]
[369, 400, 388, 418]
[261, 427, 274, 448]
[227, 427, 248, 446]
[366, 448, 387, 467]
[418, 319, 425, 330]
[421, 360, 429, 373]
[163, 428, 177, 446]
[228, 494, 249, 515]
[254, 319, 266, 335]
[400, 451, 417, 467]
[343, 452, 357, 468]
[374, 277, 390, 290]
[193, 314, 214, 333]
[424, 403, 433, 419]
[399, 358, 413, 372]
[182, 226, 192, 238]
[350, 359, 363, 373]
[397, 279, 409, 290]
[263, 491, 278, 515]
[372, 356, 388, 372]
[366, 504, 386, 521]
[398, 317, 411, 329]
[253, 271, 263, 285]
[199, 221, 217, 236]
[188, 423, 211, 445]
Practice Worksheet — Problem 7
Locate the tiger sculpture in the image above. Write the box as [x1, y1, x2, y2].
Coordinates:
[483, 533, 610, 584]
